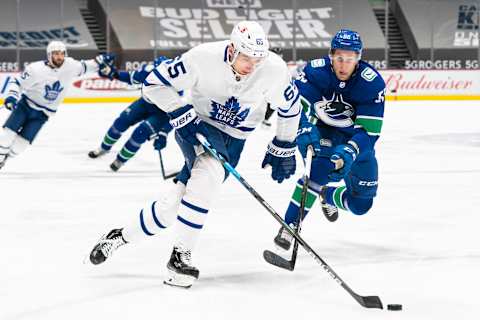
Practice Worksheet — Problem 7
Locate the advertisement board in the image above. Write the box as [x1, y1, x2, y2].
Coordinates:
[1, 69, 480, 103]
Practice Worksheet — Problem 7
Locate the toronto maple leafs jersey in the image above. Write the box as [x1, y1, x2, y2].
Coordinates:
[296, 57, 385, 155]
[6, 57, 99, 116]
[143, 40, 300, 141]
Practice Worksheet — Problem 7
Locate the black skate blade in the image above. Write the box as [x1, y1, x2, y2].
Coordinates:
[263, 250, 294, 271]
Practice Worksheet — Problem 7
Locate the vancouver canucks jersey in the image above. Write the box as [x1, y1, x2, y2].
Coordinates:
[143, 40, 300, 141]
[296, 57, 385, 155]
[6, 57, 99, 116]
[116, 57, 167, 87]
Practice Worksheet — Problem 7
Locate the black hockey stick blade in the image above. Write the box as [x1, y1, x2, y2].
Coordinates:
[263, 249, 294, 271]
[356, 295, 383, 309]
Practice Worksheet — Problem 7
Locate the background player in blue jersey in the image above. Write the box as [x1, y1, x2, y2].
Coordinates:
[88, 56, 172, 171]
[274, 29, 386, 250]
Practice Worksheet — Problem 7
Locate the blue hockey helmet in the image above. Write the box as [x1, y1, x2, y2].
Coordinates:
[330, 29, 363, 55]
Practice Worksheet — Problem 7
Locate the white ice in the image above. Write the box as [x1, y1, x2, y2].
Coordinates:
[0, 100, 479, 320]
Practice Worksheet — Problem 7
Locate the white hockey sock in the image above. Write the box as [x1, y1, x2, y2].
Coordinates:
[174, 154, 224, 251]
[121, 181, 186, 243]
[0, 128, 17, 160]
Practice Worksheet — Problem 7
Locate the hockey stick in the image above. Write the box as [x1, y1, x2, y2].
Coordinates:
[196, 134, 383, 309]
[263, 145, 313, 271]
[158, 150, 179, 180]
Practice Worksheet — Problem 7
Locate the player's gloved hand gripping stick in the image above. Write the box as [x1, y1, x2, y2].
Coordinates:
[195, 133, 383, 310]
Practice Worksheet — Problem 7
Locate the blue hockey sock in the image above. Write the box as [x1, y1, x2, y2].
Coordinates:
[117, 138, 141, 163]
[101, 126, 123, 151]
[284, 180, 319, 225]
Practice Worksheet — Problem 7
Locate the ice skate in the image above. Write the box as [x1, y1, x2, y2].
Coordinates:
[164, 244, 199, 289]
[88, 147, 108, 159]
[320, 187, 339, 222]
[88, 228, 127, 265]
[321, 202, 338, 222]
[110, 159, 123, 172]
[273, 223, 296, 251]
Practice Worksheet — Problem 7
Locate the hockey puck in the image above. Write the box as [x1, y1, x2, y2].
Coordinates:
[387, 304, 402, 311]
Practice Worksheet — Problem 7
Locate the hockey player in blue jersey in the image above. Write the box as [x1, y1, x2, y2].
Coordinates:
[273, 29, 386, 251]
[88, 56, 173, 171]
[0, 41, 114, 170]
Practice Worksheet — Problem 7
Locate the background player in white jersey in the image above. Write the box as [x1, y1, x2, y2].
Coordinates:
[0, 41, 114, 169]
[86, 21, 301, 288]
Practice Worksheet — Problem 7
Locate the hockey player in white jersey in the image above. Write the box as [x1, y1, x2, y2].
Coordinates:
[0, 41, 114, 169]
[87, 21, 301, 288]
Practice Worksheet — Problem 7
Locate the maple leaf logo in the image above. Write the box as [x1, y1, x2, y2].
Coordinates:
[209, 96, 250, 128]
[44, 81, 64, 101]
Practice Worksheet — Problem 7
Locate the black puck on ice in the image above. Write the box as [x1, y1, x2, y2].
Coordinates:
[387, 304, 403, 311]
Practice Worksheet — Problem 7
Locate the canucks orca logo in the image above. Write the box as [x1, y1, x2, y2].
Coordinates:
[313, 92, 354, 128]
[44, 81, 64, 101]
[210, 96, 250, 128]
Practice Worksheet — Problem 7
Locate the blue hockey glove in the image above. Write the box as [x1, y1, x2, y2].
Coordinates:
[153, 131, 168, 151]
[3, 96, 18, 111]
[329, 143, 359, 182]
[261, 137, 297, 183]
[296, 122, 322, 159]
[95, 54, 116, 79]
[168, 105, 208, 146]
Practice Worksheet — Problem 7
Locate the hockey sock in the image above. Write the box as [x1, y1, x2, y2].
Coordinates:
[117, 140, 140, 163]
[284, 179, 319, 225]
[121, 182, 186, 243]
[324, 186, 347, 210]
[101, 125, 123, 151]
[174, 198, 209, 250]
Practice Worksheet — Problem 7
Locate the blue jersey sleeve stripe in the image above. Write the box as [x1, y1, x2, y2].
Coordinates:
[277, 93, 300, 114]
[152, 68, 172, 87]
[277, 108, 300, 119]
[1, 76, 11, 93]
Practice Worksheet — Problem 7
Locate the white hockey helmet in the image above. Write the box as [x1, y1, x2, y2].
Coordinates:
[230, 21, 269, 60]
[46, 41, 67, 62]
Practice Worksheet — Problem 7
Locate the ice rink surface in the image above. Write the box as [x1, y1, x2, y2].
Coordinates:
[1, 100, 479, 320]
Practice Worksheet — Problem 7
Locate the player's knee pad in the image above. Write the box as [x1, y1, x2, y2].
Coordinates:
[345, 196, 373, 215]
[138, 181, 186, 236]
[131, 121, 154, 144]
[9, 135, 30, 157]
[113, 108, 136, 132]
[0, 127, 17, 150]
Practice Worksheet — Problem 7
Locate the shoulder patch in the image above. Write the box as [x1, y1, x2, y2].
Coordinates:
[360, 67, 377, 82]
[311, 59, 325, 68]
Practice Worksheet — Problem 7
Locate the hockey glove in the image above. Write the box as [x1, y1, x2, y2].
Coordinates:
[261, 137, 296, 183]
[168, 105, 208, 146]
[296, 122, 322, 159]
[3, 96, 18, 111]
[96, 54, 116, 79]
[153, 131, 168, 151]
[329, 142, 358, 182]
